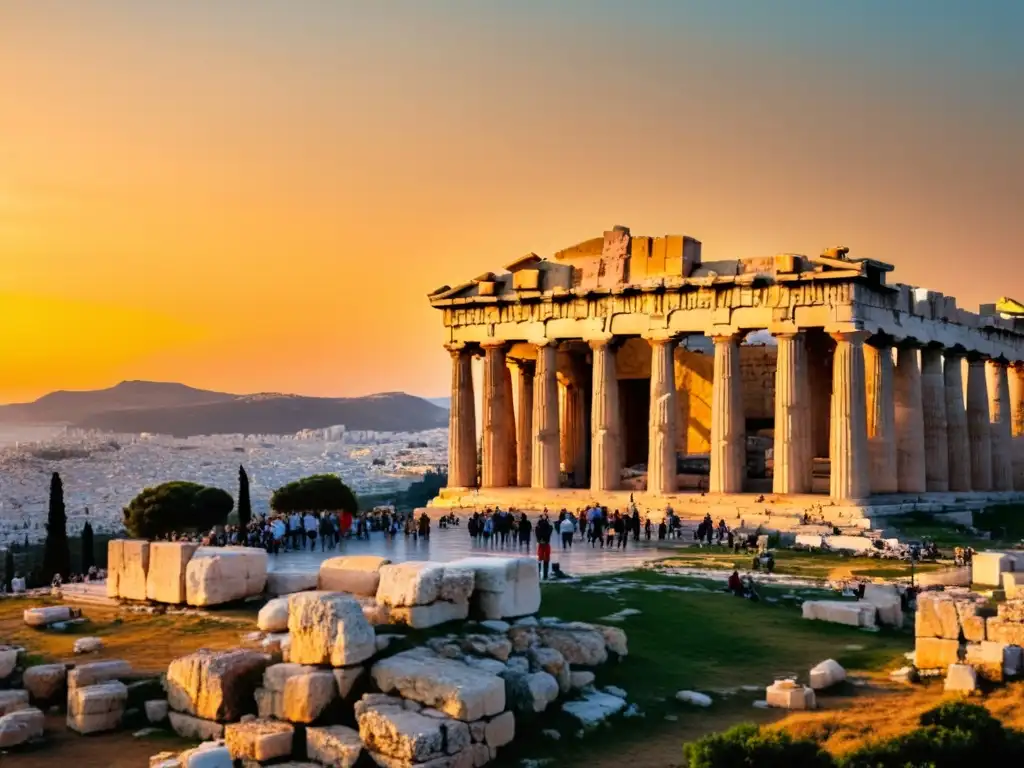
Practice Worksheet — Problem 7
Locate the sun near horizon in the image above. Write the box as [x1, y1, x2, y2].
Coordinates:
[1, 2, 1022, 405]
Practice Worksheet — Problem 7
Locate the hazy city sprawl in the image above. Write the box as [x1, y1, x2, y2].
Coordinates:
[0, 425, 447, 546]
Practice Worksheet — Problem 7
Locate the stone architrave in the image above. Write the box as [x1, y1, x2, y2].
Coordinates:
[987, 359, 1014, 491]
[829, 331, 870, 500]
[864, 340, 898, 494]
[966, 356, 992, 491]
[481, 341, 510, 488]
[709, 333, 745, 493]
[894, 345, 927, 493]
[920, 347, 950, 492]
[944, 350, 972, 491]
[1011, 363, 1024, 491]
[647, 335, 679, 494]
[503, 363, 517, 486]
[589, 337, 620, 493]
[516, 362, 534, 487]
[531, 341, 560, 489]
[774, 332, 811, 494]
[446, 344, 477, 489]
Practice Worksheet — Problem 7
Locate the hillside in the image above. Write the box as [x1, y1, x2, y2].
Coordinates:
[0, 381, 448, 436]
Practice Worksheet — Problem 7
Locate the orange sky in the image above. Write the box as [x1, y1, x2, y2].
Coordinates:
[1, 2, 1022, 404]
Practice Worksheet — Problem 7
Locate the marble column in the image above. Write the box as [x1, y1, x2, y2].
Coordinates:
[710, 333, 745, 494]
[987, 359, 1014, 491]
[966, 356, 992, 491]
[1012, 363, 1024, 491]
[944, 350, 972, 492]
[920, 347, 950, 492]
[864, 341, 898, 494]
[590, 337, 620, 493]
[894, 345, 927, 493]
[531, 341, 560, 489]
[647, 335, 679, 494]
[502, 363, 517, 486]
[481, 341, 510, 488]
[829, 331, 871, 500]
[445, 344, 477, 488]
[773, 332, 811, 494]
[515, 362, 534, 488]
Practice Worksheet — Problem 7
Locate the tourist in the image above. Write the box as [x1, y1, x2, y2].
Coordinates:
[605, 511, 615, 548]
[559, 514, 575, 550]
[535, 513, 553, 580]
[658, 519, 667, 540]
[517, 513, 532, 549]
[588, 505, 603, 547]
[289, 511, 302, 550]
[319, 513, 333, 551]
[613, 511, 627, 550]
[482, 514, 493, 544]
[727, 570, 744, 597]
[631, 506, 641, 542]
[644, 516, 652, 540]
[304, 511, 318, 550]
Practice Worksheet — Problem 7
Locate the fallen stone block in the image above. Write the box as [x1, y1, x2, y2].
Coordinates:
[306, 724, 363, 768]
[165, 649, 271, 722]
[167, 711, 224, 741]
[1003, 572, 1024, 600]
[10, 577, 25, 594]
[765, 680, 815, 710]
[0, 690, 30, 716]
[185, 547, 268, 607]
[267, 570, 319, 596]
[258, 597, 290, 632]
[569, 671, 595, 690]
[389, 601, 469, 630]
[944, 663, 978, 693]
[22, 664, 67, 703]
[802, 600, 876, 629]
[562, 689, 626, 727]
[452, 556, 540, 619]
[809, 659, 846, 690]
[972, 551, 1014, 587]
[23, 605, 77, 628]
[256, 663, 337, 723]
[595, 624, 628, 657]
[997, 600, 1024, 622]
[503, 670, 559, 714]
[372, 650, 505, 721]
[862, 586, 903, 628]
[359, 597, 392, 626]
[68, 659, 132, 689]
[357, 698, 470, 763]
[177, 743, 233, 768]
[333, 666, 366, 701]
[377, 562, 474, 607]
[484, 710, 514, 748]
[0, 707, 44, 749]
[145, 699, 169, 723]
[675, 690, 712, 707]
[288, 591, 376, 667]
[914, 637, 961, 669]
[964, 641, 1011, 682]
[67, 681, 128, 734]
[107, 539, 123, 598]
[106, 539, 151, 601]
[319, 555, 391, 596]
[0, 647, 20, 680]
[536, 623, 608, 666]
[74, 636, 104, 654]
[986, 617, 1024, 645]
[146, 542, 199, 604]
[224, 718, 295, 762]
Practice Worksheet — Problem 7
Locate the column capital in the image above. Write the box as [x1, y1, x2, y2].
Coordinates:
[585, 333, 615, 349]
[966, 351, 990, 363]
[444, 342, 468, 356]
[643, 331, 679, 345]
[866, 333, 895, 350]
[480, 338, 508, 350]
[709, 331, 744, 345]
[771, 330, 805, 341]
[528, 337, 557, 348]
[829, 329, 871, 345]
[944, 347, 967, 361]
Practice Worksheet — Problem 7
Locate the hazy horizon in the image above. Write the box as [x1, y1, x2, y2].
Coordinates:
[2, 1, 1021, 403]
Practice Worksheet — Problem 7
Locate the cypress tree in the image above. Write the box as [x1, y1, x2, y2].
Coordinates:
[82, 519, 95, 572]
[42, 472, 71, 580]
[238, 465, 252, 530]
[3, 547, 14, 590]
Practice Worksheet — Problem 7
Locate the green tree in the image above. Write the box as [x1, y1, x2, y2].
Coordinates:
[270, 474, 358, 515]
[42, 472, 71, 581]
[81, 519, 95, 572]
[684, 723, 835, 768]
[401, 469, 447, 510]
[123, 481, 234, 539]
[237, 465, 252, 529]
[4, 547, 14, 590]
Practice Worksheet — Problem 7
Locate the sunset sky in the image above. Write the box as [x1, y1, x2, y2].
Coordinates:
[1, 1, 1021, 404]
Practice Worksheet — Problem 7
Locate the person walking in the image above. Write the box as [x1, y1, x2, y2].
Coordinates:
[631, 507, 641, 542]
[559, 515, 575, 550]
[535, 514, 553, 580]
[518, 513, 532, 549]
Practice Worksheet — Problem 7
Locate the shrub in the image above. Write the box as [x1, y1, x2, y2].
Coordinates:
[123, 481, 234, 539]
[270, 474, 358, 515]
[684, 723, 837, 768]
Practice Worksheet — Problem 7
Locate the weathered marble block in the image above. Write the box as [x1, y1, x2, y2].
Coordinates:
[258, 596, 290, 632]
[68, 660, 132, 690]
[224, 718, 295, 763]
[287, 592, 376, 667]
[267, 570, 319, 596]
[107, 539, 151, 601]
[256, 663, 337, 723]
[185, 547, 268, 606]
[389, 600, 470, 630]
[915, 637, 961, 669]
[809, 659, 846, 690]
[167, 710, 224, 741]
[765, 679, 816, 710]
[146, 542, 199, 604]
[357, 698, 470, 763]
[319, 555, 391, 596]
[452, 556, 540, 619]
[306, 724, 363, 768]
[376, 562, 474, 607]
[0, 690, 30, 716]
[22, 664, 67, 703]
[23, 605, 76, 628]
[67, 681, 128, 734]
[0, 707, 44, 749]
[165, 649, 271, 722]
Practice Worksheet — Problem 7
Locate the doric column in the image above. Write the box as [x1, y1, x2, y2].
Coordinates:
[920, 347, 950, 492]
[773, 332, 811, 494]
[531, 341, 560, 489]
[709, 333, 745, 493]
[864, 340, 898, 494]
[829, 330, 870, 501]
[647, 334, 679, 494]
[1012, 363, 1024, 491]
[966, 355, 992, 491]
[894, 345, 927, 493]
[944, 350, 971, 492]
[987, 359, 1014, 491]
[589, 337, 620, 492]
[445, 344, 477, 488]
[480, 340, 510, 488]
[502, 363, 517, 486]
[515, 361, 534, 487]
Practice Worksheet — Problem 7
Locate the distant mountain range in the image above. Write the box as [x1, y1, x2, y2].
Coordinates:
[426, 397, 450, 409]
[0, 381, 449, 437]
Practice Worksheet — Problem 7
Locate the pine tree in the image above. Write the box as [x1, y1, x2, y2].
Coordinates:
[238, 465, 252, 530]
[81, 519, 95, 573]
[42, 472, 71, 580]
[3, 547, 14, 590]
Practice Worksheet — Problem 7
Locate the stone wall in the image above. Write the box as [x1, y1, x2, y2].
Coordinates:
[740, 345, 777, 423]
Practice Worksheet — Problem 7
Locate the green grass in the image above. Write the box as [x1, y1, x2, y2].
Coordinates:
[894, 505, 1024, 550]
[498, 569, 912, 767]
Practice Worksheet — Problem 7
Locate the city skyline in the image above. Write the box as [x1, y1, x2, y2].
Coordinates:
[2, 1, 1021, 404]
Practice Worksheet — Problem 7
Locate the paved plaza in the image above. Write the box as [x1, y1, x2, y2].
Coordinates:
[267, 525, 679, 577]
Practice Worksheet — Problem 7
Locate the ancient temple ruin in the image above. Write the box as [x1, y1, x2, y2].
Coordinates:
[428, 226, 1024, 518]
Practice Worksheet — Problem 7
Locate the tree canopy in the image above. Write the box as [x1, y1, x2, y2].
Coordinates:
[270, 474, 358, 515]
[42, 472, 71, 580]
[237, 465, 252, 529]
[123, 481, 234, 539]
